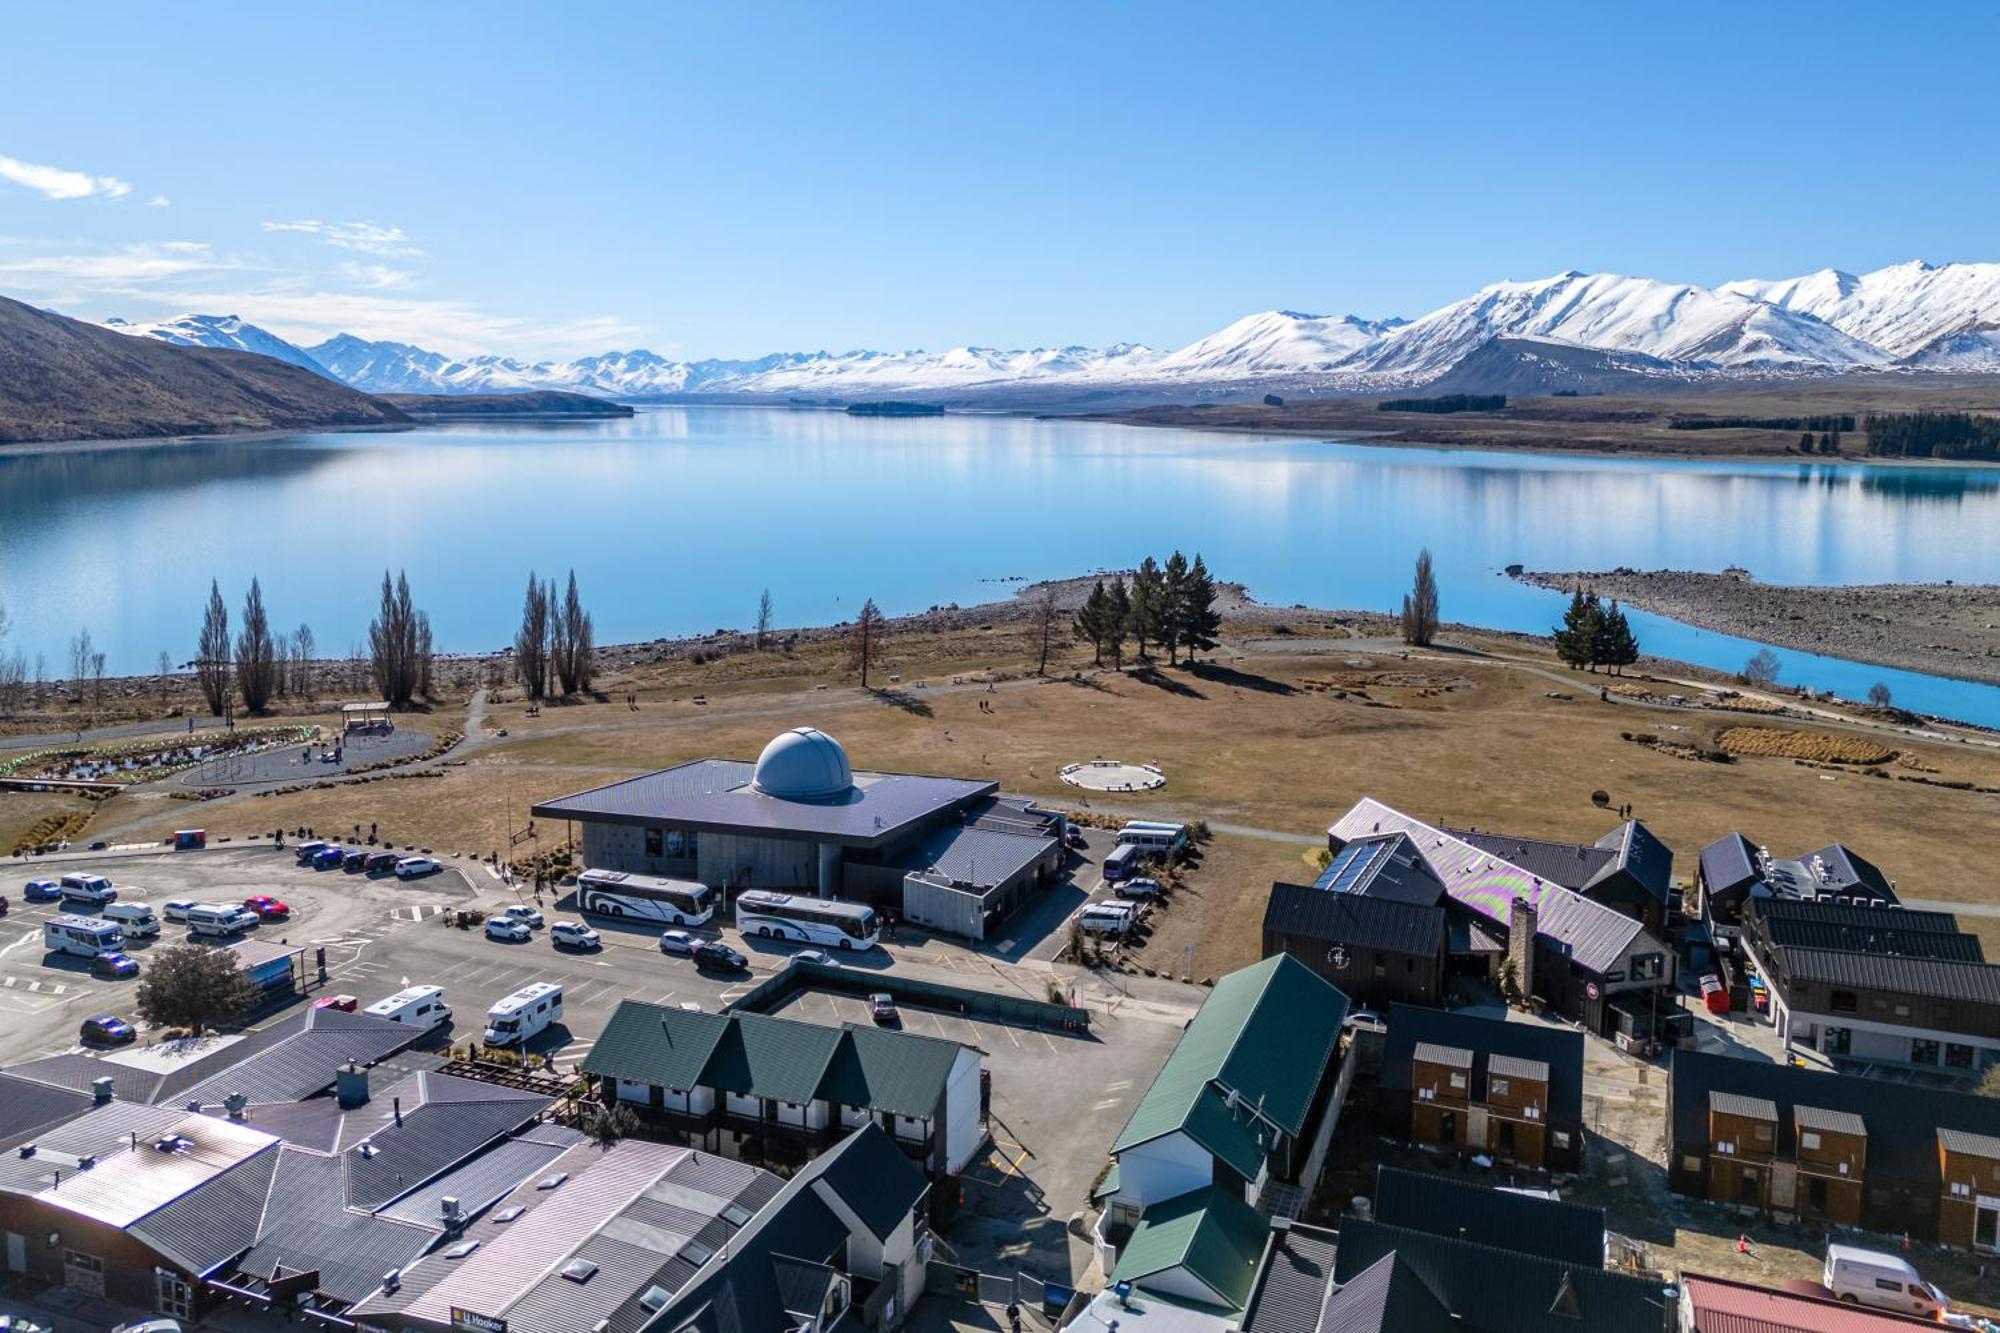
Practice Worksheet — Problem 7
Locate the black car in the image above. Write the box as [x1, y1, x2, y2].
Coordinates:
[692, 940, 748, 972]
[343, 850, 369, 872]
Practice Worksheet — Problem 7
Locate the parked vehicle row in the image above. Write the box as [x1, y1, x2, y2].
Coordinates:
[294, 841, 439, 879]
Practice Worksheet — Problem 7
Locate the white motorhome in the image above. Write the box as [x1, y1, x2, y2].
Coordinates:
[185, 903, 258, 938]
[1823, 1244, 1947, 1318]
[364, 985, 452, 1031]
[58, 872, 117, 906]
[101, 902, 161, 938]
[483, 982, 563, 1047]
[44, 914, 125, 958]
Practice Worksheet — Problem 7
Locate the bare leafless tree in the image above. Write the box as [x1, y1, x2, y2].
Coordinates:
[1033, 583, 1062, 675]
[197, 580, 230, 715]
[69, 627, 94, 699]
[235, 577, 277, 713]
[368, 570, 423, 706]
[755, 588, 773, 651]
[848, 598, 884, 689]
[294, 624, 316, 700]
[156, 650, 173, 704]
[515, 572, 550, 701]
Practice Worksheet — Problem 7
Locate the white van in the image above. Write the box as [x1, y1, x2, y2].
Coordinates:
[365, 985, 452, 1031]
[1079, 901, 1139, 937]
[484, 982, 563, 1048]
[1823, 1244, 1947, 1317]
[44, 914, 126, 958]
[59, 873, 117, 906]
[1116, 823, 1186, 858]
[101, 902, 161, 938]
[185, 903, 258, 938]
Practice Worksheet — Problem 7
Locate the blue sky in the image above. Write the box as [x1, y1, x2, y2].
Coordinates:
[4, 2, 1996, 359]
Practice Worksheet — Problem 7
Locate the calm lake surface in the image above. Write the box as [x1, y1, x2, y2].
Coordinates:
[5, 406, 1999, 724]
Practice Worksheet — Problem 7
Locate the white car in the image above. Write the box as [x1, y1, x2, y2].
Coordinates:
[395, 856, 441, 879]
[551, 921, 599, 949]
[502, 905, 545, 929]
[658, 929, 697, 956]
[792, 950, 835, 967]
[483, 916, 532, 943]
[161, 898, 199, 923]
[1115, 878, 1164, 900]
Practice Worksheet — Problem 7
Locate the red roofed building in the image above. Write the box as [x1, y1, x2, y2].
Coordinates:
[1681, 1272, 1946, 1332]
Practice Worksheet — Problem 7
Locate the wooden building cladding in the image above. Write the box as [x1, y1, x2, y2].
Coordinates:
[1704, 1092, 1866, 1224]
[1937, 1129, 2000, 1250]
[1409, 1042, 1552, 1169]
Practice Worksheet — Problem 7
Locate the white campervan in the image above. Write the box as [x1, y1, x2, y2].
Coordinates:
[58, 872, 117, 906]
[1823, 1244, 1947, 1317]
[101, 902, 161, 938]
[365, 985, 452, 1031]
[43, 914, 125, 958]
[185, 903, 258, 938]
[483, 982, 563, 1048]
[1078, 901, 1140, 937]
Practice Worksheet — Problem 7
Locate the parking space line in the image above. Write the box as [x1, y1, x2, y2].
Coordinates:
[1038, 1032, 1058, 1057]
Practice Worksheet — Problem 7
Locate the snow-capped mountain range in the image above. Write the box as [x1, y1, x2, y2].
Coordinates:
[95, 260, 2000, 400]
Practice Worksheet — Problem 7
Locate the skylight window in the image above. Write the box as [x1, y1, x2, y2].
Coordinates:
[444, 1241, 481, 1259]
[494, 1206, 524, 1223]
[561, 1258, 599, 1283]
[536, 1172, 569, 1190]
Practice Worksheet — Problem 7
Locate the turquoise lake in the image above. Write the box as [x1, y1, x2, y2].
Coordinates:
[3, 406, 1997, 725]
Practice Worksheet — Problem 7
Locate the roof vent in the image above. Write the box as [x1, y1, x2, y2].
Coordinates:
[17, 1144, 34, 1159]
[186, 1100, 202, 1114]
[91, 1076, 114, 1105]
[225, 1092, 248, 1120]
[381, 1269, 402, 1294]
[440, 1196, 461, 1221]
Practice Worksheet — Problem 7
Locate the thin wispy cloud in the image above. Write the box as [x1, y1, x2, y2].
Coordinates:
[337, 260, 415, 291]
[146, 195, 170, 208]
[0, 152, 132, 201]
[0, 240, 235, 284]
[261, 219, 421, 258]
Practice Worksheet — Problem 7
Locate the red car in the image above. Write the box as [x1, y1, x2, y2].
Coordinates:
[313, 994, 358, 1012]
[243, 895, 291, 920]
[1700, 973, 1731, 1015]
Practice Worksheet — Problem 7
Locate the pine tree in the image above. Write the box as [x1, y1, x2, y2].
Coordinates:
[1181, 554, 1222, 660]
[1073, 581, 1110, 665]
[1598, 600, 1640, 675]
[1798, 431, 1814, 453]
[1159, 550, 1191, 664]
[1106, 579, 1132, 669]
[1553, 587, 1603, 670]
[1129, 558, 1165, 661]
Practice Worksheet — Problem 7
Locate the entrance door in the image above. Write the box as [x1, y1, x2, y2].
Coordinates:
[4, 1232, 23, 1274]
[1496, 1119, 1517, 1160]
[157, 1268, 195, 1320]
[1736, 1166, 1762, 1206]
[1977, 1198, 2000, 1253]
[1466, 1106, 1490, 1152]
[1439, 1110, 1458, 1147]
[1806, 1174, 1828, 1217]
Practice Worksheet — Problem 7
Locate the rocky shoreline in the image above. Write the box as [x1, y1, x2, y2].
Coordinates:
[1518, 568, 2000, 688]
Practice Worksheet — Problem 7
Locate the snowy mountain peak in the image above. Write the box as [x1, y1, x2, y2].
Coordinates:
[100, 312, 332, 377]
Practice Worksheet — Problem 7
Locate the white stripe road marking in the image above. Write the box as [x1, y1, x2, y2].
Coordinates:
[1038, 1032, 1058, 1057]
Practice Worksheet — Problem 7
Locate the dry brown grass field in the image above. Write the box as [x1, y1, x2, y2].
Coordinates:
[85, 611, 2000, 971]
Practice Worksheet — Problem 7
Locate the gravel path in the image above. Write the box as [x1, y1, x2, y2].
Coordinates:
[1520, 568, 2000, 687]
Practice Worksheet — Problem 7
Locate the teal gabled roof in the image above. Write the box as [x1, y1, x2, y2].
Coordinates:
[1111, 955, 1346, 1171]
[1111, 1184, 1270, 1313]
[581, 1000, 961, 1118]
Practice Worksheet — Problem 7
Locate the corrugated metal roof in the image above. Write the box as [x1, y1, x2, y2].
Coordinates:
[1938, 1126, 2000, 1159]
[2, 1053, 164, 1106]
[1317, 1252, 1456, 1333]
[33, 1111, 277, 1228]
[1451, 829, 1615, 893]
[1310, 833, 1446, 907]
[173, 1006, 423, 1108]
[1757, 913, 1983, 962]
[584, 1001, 962, 1119]
[1700, 833, 1762, 895]
[343, 1072, 551, 1210]
[0, 1070, 96, 1149]
[905, 821, 1057, 890]
[237, 1146, 440, 1305]
[531, 758, 993, 847]
[1486, 1053, 1551, 1083]
[1111, 1185, 1269, 1312]
[1112, 955, 1346, 1165]
[1241, 1222, 1338, 1333]
[1753, 898, 1957, 933]
[128, 1136, 282, 1275]
[1793, 1105, 1867, 1137]
[1682, 1272, 1939, 1332]
[1263, 882, 1446, 956]
[1778, 948, 2000, 1004]
[1710, 1090, 1779, 1121]
[1331, 800, 1654, 975]
[377, 1135, 573, 1228]
[1411, 1042, 1473, 1070]
[1372, 1167, 1604, 1268]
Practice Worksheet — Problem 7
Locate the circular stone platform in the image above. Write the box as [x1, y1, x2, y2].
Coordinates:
[1059, 759, 1166, 793]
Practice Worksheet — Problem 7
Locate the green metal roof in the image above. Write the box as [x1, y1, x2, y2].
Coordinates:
[582, 1002, 730, 1091]
[1111, 955, 1346, 1165]
[1111, 1185, 1270, 1313]
[581, 1000, 959, 1118]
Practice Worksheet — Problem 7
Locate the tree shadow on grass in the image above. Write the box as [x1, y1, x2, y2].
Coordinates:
[1188, 662, 1297, 695]
[1130, 667, 1204, 699]
[869, 688, 934, 718]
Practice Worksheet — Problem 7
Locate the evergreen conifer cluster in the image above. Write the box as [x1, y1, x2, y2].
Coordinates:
[1552, 587, 1640, 673]
[1071, 552, 1222, 667]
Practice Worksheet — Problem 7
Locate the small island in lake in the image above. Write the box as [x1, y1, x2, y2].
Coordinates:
[846, 401, 946, 417]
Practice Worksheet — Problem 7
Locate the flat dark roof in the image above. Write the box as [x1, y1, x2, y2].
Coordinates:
[531, 758, 995, 848]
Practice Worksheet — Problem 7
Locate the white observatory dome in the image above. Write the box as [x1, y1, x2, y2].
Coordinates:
[751, 727, 854, 800]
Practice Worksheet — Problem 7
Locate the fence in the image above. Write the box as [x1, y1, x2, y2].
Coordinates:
[729, 960, 1090, 1033]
